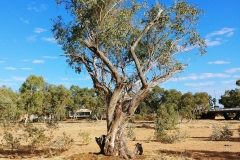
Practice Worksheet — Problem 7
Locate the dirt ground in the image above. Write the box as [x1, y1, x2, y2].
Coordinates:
[1, 116, 240, 160]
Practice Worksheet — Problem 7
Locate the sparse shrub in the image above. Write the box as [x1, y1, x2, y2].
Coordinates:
[126, 123, 136, 141]
[155, 130, 189, 144]
[1, 124, 24, 151]
[210, 125, 233, 141]
[134, 114, 144, 121]
[53, 132, 74, 154]
[146, 136, 152, 143]
[3, 131, 21, 150]
[23, 123, 47, 152]
[78, 130, 92, 145]
[145, 114, 156, 121]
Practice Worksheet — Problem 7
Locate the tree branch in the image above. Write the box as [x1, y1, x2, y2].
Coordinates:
[83, 40, 122, 84]
[130, 9, 164, 89]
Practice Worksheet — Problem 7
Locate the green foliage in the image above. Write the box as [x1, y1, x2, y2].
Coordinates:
[0, 86, 22, 122]
[2, 131, 21, 150]
[219, 89, 240, 108]
[126, 123, 136, 141]
[179, 92, 195, 120]
[53, 132, 74, 154]
[53, 0, 206, 121]
[78, 130, 92, 145]
[19, 75, 45, 115]
[155, 130, 188, 144]
[210, 125, 233, 141]
[155, 103, 178, 131]
[23, 124, 47, 152]
[236, 79, 240, 86]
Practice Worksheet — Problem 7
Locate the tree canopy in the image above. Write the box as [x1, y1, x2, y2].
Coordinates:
[53, 0, 206, 157]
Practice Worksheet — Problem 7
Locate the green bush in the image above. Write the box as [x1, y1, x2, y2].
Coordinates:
[78, 130, 92, 145]
[155, 130, 188, 144]
[3, 131, 21, 150]
[53, 132, 74, 154]
[210, 125, 233, 141]
[23, 124, 47, 152]
[126, 123, 136, 141]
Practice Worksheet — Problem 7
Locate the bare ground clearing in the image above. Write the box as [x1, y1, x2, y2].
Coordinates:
[1, 117, 240, 160]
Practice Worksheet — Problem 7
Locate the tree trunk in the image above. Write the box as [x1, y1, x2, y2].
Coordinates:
[95, 87, 150, 159]
[104, 127, 134, 159]
[96, 101, 135, 159]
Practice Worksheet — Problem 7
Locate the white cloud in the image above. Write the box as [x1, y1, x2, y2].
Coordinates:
[206, 28, 235, 38]
[27, 4, 48, 12]
[12, 76, 26, 82]
[27, 35, 37, 41]
[170, 73, 230, 82]
[233, 75, 240, 78]
[205, 38, 221, 47]
[76, 76, 91, 80]
[184, 81, 215, 87]
[221, 80, 236, 85]
[205, 28, 235, 47]
[42, 56, 58, 59]
[0, 82, 16, 87]
[226, 32, 234, 37]
[42, 37, 56, 43]
[21, 68, 33, 70]
[20, 18, 29, 24]
[34, 28, 47, 33]
[22, 59, 30, 62]
[5, 67, 17, 70]
[225, 68, 240, 73]
[58, 77, 69, 81]
[33, 60, 44, 64]
[208, 60, 230, 64]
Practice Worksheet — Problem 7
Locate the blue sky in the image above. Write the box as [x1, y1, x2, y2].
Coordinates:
[0, 1, 239, 106]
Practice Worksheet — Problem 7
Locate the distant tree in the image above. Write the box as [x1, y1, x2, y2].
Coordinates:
[137, 86, 164, 115]
[53, 0, 206, 157]
[0, 86, 22, 122]
[219, 89, 240, 108]
[162, 89, 182, 110]
[19, 75, 45, 122]
[44, 84, 73, 120]
[236, 79, 240, 86]
[179, 92, 195, 122]
[194, 92, 211, 113]
[155, 103, 178, 131]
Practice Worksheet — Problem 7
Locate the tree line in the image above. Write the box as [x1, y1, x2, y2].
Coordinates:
[1, 74, 239, 123]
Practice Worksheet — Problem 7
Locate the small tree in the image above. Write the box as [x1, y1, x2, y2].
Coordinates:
[19, 75, 45, 123]
[53, 0, 206, 158]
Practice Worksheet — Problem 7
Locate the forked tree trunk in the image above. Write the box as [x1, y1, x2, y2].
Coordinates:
[96, 102, 135, 159]
[95, 87, 150, 159]
[104, 126, 134, 159]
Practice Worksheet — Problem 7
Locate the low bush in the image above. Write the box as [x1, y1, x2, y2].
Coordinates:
[126, 123, 136, 141]
[155, 130, 189, 144]
[53, 132, 74, 154]
[78, 130, 92, 145]
[210, 125, 233, 141]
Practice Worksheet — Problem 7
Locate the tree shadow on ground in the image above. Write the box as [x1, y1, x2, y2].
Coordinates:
[157, 149, 240, 160]
[0, 146, 63, 159]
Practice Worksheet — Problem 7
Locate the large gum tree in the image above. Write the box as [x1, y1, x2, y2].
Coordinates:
[52, 0, 206, 158]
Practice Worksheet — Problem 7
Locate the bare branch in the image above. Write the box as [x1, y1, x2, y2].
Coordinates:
[61, 54, 109, 94]
[83, 40, 121, 84]
[130, 9, 164, 89]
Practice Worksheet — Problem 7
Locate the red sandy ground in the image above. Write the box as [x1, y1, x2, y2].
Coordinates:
[1, 117, 240, 160]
